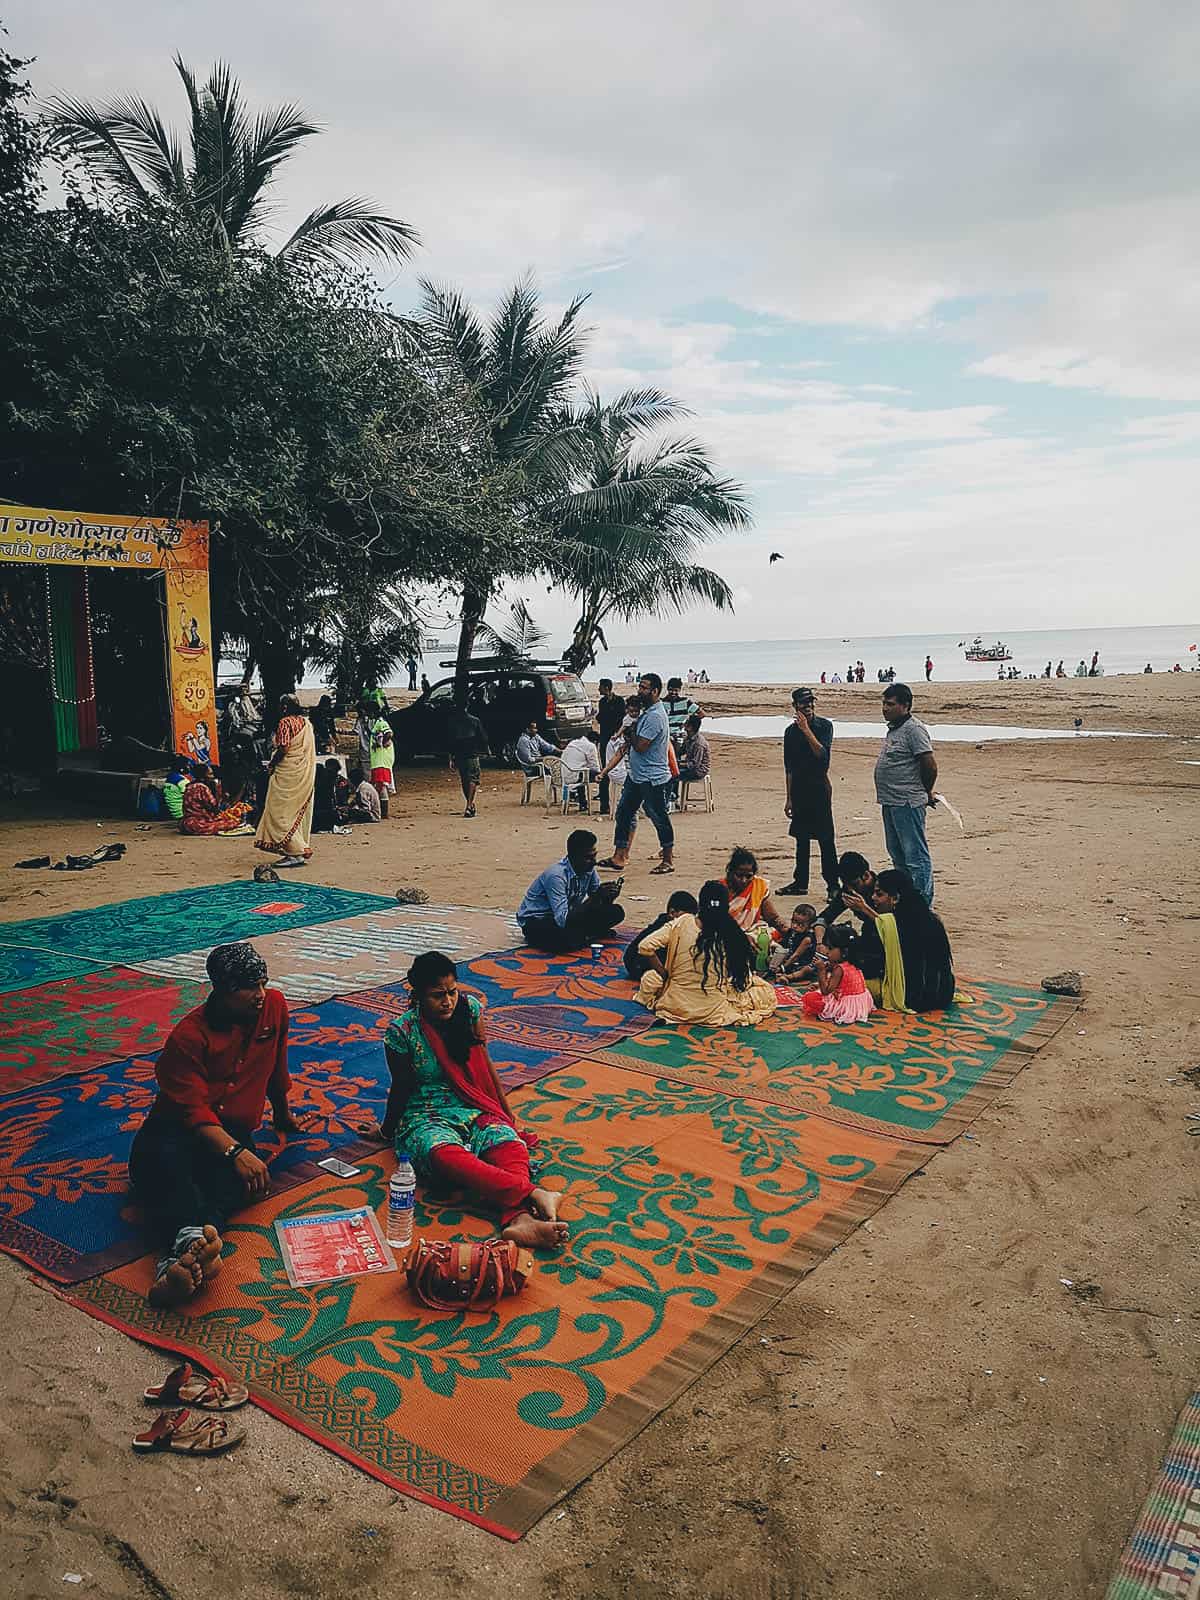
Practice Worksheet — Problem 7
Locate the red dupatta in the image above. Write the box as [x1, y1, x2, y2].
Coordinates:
[419, 1015, 538, 1148]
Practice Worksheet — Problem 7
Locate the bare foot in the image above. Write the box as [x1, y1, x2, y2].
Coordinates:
[148, 1240, 206, 1307]
[502, 1213, 569, 1251]
[529, 1186, 564, 1223]
[198, 1224, 223, 1282]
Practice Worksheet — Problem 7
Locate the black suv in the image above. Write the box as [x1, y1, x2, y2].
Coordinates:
[389, 660, 592, 764]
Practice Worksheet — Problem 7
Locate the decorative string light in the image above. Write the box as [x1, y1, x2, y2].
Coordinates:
[44, 567, 97, 707]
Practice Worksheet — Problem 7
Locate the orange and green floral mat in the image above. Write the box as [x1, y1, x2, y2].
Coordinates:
[599, 977, 1076, 1143]
[65, 1057, 929, 1537]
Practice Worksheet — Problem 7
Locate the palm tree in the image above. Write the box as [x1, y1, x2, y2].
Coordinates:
[309, 583, 422, 710]
[543, 388, 749, 673]
[417, 276, 587, 700]
[44, 57, 418, 268]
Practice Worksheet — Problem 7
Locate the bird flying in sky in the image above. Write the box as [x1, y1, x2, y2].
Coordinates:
[769, 551, 783, 563]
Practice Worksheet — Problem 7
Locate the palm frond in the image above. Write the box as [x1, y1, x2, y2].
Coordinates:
[96, 95, 187, 200]
[192, 61, 250, 227]
[492, 288, 590, 454]
[226, 103, 319, 242]
[42, 95, 155, 203]
[476, 598, 549, 660]
[280, 198, 419, 268]
[418, 280, 490, 391]
[607, 560, 735, 622]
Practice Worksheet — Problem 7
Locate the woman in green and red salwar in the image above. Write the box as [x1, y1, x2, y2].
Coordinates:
[374, 952, 569, 1251]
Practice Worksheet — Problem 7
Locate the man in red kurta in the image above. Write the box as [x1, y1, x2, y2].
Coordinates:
[129, 942, 301, 1306]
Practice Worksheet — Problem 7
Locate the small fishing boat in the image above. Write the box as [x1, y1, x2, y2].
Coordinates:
[619, 657, 639, 668]
[964, 636, 1012, 662]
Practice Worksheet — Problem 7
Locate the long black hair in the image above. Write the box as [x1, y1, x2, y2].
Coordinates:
[696, 880, 752, 993]
[407, 950, 475, 1064]
[876, 870, 941, 935]
[874, 869, 955, 1010]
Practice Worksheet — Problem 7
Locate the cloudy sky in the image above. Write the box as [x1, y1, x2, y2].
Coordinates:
[13, 0, 1199, 642]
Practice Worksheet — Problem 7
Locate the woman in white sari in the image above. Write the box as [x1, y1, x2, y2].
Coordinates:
[254, 695, 316, 867]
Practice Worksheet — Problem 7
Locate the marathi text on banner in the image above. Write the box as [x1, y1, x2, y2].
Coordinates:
[0, 505, 209, 571]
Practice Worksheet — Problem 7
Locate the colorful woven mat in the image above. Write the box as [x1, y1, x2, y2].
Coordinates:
[0, 1004, 388, 1283]
[0, 880, 395, 982]
[0, 967, 208, 1095]
[600, 978, 1077, 1143]
[0, 944, 651, 1284]
[0, 944, 106, 996]
[131, 904, 523, 1004]
[343, 939, 649, 1087]
[1106, 1391, 1200, 1599]
[65, 1056, 929, 1538]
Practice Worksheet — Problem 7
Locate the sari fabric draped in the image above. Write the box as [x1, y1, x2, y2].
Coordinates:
[724, 874, 771, 932]
[180, 780, 250, 836]
[419, 1017, 519, 1134]
[254, 715, 316, 858]
[869, 908, 956, 1012]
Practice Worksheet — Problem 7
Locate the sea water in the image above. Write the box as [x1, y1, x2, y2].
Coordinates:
[586, 623, 1198, 688]
[301, 622, 1198, 693]
[703, 717, 1167, 742]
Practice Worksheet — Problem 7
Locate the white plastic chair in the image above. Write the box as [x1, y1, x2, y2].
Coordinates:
[535, 756, 564, 814]
[677, 773, 715, 813]
[560, 766, 600, 815]
[519, 764, 544, 806]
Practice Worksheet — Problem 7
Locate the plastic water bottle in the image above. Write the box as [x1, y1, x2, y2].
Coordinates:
[386, 1153, 416, 1248]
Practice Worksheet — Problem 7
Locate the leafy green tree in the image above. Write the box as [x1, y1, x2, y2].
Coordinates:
[0, 25, 41, 220]
[45, 56, 417, 268]
[417, 277, 588, 699]
[0, 195, 508, 715]
[543, 388, 748, 673]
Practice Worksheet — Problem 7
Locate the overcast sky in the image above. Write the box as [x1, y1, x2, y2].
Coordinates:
[12, 0, 1199, 643]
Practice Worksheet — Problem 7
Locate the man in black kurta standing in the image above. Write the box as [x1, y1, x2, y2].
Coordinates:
[595, 678, 626, 816]
[779, 686, 839, 899]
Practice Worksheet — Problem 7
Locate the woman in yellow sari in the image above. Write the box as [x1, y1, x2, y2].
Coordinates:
[722, 847, 789, 936]
[254, 696, 316, 868]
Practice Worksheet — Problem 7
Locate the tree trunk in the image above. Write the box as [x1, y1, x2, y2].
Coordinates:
[563, 590, 603, 675]
[454, 580, 490, 706]
[257, 642, 304, 729]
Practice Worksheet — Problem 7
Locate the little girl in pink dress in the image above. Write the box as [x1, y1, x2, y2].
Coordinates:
[800, 924, 875, 1023]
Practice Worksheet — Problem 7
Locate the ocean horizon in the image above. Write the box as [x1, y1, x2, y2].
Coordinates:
[346, 621, 1198, 691]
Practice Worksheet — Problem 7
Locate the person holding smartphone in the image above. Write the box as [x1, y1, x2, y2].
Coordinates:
[518, 828, 626, 952]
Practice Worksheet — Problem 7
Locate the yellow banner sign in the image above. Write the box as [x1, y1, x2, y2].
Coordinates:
[0, 504, 209, 572]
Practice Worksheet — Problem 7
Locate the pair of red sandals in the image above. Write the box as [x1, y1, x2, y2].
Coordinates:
[131, 1362, 249, 1456]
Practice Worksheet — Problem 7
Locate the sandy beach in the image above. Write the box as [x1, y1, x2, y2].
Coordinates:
[2, 672, 1198, 1600]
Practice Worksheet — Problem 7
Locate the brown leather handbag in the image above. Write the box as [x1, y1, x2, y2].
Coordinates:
[404, 1237, 534, 1312]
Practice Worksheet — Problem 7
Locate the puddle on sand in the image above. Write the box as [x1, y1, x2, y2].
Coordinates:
[703, 716, 1164, 742]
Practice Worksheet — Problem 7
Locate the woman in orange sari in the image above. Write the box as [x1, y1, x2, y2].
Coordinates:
[179, 765, 252, 836]
[722, 846, 789, 938]
[254, 696, 316, 868]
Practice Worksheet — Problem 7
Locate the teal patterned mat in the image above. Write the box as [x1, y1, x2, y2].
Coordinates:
[0, 881, 395, 992]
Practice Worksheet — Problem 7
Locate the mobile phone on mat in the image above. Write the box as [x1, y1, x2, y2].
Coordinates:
[317, 1157, 361, 1178]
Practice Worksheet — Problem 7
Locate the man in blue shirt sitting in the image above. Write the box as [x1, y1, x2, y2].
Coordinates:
[518, 829, 625, 952]
[516, 719, 559, 775]
[597, 672, 675, 875]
